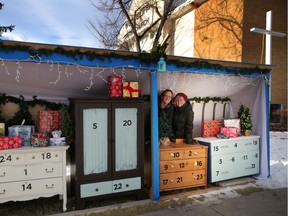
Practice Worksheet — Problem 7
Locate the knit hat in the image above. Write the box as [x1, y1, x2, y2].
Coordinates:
[175, 92, 188, 101]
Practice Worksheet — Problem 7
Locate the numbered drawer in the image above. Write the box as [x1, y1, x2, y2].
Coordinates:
[160, 147, 207, 161]
[209, 138, 259, 156]
[211, 150, 260, 169]
[0, 153, 25, 165]
[0, 165, 26, 183]
[81, 181, 113, 198]
[160, 158, 207, 173]
[209, 161, 260, 183]
[26, 151, 63, 164]
[233, 138, 259, 152]
[160, 170, 206, 191]
[0, 162, 64, 183]
[0, 177, 63, 201]
[80, 177, 142, 198]
[112, 177, 141, 193]
[25, 162, 63, 179]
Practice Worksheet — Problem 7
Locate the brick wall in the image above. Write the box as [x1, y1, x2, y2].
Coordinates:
[194, 0, 287, 109]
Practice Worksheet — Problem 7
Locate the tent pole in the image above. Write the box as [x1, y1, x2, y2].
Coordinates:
[151, 70, 160, 200]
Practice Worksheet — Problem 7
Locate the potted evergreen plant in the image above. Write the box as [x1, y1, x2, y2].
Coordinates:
[238, 104, 253, 136]
[158, 112, 174, 145]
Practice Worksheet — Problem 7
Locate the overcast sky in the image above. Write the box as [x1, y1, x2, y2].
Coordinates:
[0, 0, 102, 48]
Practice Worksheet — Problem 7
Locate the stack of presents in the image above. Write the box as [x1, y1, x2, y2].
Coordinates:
[108, 75, 141, 98]
[0, 75, 140, 150]
[0, 111, 65, 150]
[202, 118, 241, 138]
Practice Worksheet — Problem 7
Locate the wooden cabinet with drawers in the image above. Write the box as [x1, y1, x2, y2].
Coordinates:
[0, 146, 69, 211]
[194, 136, 260, 183]
[159, 142, 208, 191]
[70, 98, 145, 209]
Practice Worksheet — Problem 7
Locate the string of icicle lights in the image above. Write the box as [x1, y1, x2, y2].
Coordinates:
[0, 55, 268, 93]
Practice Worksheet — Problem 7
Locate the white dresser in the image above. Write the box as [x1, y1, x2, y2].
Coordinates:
[0, 146, 69, 211]
[194, 136, 260, 183]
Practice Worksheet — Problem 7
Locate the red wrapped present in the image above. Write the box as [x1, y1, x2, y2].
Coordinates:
[0, 136, 22, 150]
[220, 127, 238, 138]
[123, 82, 141, 97]
[202, 119, 223, 138]
[31, 133, 49, 147]
[224, 119, 241, 135]
[108, 75, 123, 97]
[38, 111, 61, 133]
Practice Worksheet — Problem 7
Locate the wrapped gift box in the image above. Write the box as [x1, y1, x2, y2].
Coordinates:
[202, 119, 223, 138]
[0, 136, 22, 150]
[50, 137, 66, 146]
[31, 133, 49, 147]
[108, 75, 123, 97]
[224, 119, 241, 135]
[123, 82, 141, 97]
[220, 127, 238, 138]
[0, 123, 4, 137]
[8, 125, 35, 146]
[38, 111, 61, 133]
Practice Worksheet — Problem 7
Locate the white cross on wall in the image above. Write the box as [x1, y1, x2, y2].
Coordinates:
[250, 10, 286, 65]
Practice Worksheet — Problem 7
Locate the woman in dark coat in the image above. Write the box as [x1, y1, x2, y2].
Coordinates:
[159, 89, 174, 125]
[158, 89, 175, 142]
[172, 92, 194, 144]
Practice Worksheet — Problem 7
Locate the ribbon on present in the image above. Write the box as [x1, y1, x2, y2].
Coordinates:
[123, 82, 141, 97]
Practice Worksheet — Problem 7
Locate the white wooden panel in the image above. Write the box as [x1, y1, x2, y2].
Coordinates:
[115, 108, 137, 171]
[112, 177, 141, 193]
[83, 108, 108, 175]
[203, 102, 214, 121]
[191, 102, 203, 138]
[80, 181, 112, 198]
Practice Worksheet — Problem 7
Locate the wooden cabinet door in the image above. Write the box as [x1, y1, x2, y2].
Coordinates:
[112, 102, 143, 177]
[76, 103, 112, 180]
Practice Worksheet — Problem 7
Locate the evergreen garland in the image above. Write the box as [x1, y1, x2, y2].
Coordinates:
[0, 42, 270, 75]
[0, 94, 66, 133]
[188, 97, 231, 103]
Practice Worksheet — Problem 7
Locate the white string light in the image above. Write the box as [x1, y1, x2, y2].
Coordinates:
[0, 58, 9, 75]
[0, 56, 264, 93]
[15, 60, 22, 83]
[84, 69, 95, 91]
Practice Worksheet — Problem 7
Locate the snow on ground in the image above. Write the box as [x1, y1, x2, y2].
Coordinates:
[256, 131, 288, 189]
[187, 131, 288, 204]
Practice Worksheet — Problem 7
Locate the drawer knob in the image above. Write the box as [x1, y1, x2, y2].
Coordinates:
[95, 188, 99, 192]
[170, 153, 174, 157]
[46, 184, 54, 189]
[170, 179, 174, 183]
[16, 157, 19, 160]
[55, 154, 58, 157]
[32, 156, 35, 159]
[194, 152, 198, 155]
[0, 172, 6, 177]
[171, 165, 174, 168]
[0, 189, 6, 195]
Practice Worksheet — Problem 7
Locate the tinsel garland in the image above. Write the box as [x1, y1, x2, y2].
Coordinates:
[0, 42, 270, 75]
